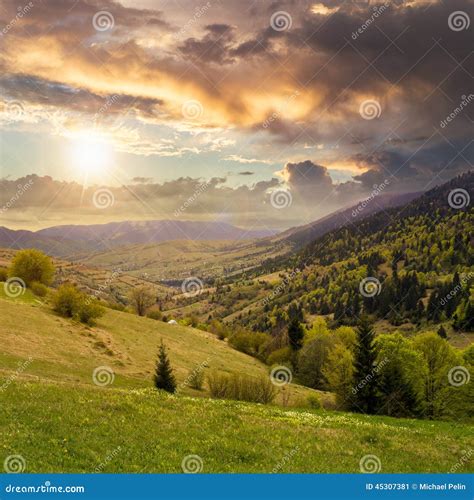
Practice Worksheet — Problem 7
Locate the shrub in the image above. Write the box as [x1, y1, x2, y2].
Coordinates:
[207, 371, 229, 399]
[30, 281, 48, 297]
[207, 371, 276, 404]
[147, 308, 163, 321]
[0, 267, 8, 282]
[10, 249, 55, 286]
[229, 330, 271, 358]
[307, 394, 321, 409]
[53, 284, 81, 318]
[266, 346, 293, 366]
[187, 366, 205, 390]
[52, 284, 104, 326]
[207, 319, 230, 340]
[76, 300, 104, 325]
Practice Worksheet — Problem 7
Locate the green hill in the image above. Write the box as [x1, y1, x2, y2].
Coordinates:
[0, 290, 317, 402]
[1, 379, 472, 473]
[0, 291, 473, 473]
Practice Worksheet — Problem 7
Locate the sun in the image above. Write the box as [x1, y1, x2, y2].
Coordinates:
[70, 131, 113, 177]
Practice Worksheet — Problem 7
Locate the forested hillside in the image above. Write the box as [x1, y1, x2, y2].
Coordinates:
[232, 172, 473, 333]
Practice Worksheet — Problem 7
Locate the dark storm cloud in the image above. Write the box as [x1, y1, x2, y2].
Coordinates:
[179, 24, 237, 65]
[0, 75, 164, 118]
[0, 0, 472, 195]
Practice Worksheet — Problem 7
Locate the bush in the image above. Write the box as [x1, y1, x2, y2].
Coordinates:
[30, 281, 48, 297]
[267, 346, 293, 366]
[0, 267, 8, 282]
[10, 249, 55, 286]
[307, 394, 321, 409]
[207, 371, 229, 399]
[187, 366, 205, 390]
[207, 371, 276, 404]
[76, 300, 104, 325]
[229, 330, 271, 358]
[147, 307, 162, 321]
[52, 284, 104, 326]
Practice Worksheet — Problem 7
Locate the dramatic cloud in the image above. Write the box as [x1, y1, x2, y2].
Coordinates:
[0, 0, 472, 228]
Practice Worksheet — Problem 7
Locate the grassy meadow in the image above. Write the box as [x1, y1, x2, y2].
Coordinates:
[0, 291, 473, 473]
[1, 381, 473, 473]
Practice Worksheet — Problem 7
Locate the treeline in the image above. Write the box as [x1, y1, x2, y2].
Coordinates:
[295, 318, 471, 420]
[233, 175, 473, 333]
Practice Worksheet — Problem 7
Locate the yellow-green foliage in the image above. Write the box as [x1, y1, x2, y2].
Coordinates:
[10, 249, 55, 286]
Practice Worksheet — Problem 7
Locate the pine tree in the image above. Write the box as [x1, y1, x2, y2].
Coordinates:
[378, 362, 420, 418]
[351, 318, 379, 414]
[288, 319, 304, 350]
[437, 325, 447, 339]
[154, 340, 176, 393]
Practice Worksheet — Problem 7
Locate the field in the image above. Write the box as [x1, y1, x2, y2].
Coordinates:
[1, 381, 472, 473]
[78, 239, 291, 282]
[0, 291, 473, 473]
[0, 291, 319, 402]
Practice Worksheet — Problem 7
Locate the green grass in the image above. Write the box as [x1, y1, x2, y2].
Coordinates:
[1, 380, 472, 473]
[0, 295, 320, 402]
[0, 292, 472, 474]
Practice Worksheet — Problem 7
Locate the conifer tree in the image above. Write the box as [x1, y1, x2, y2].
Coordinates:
[154, 340, 176, 393]
[437, 325, 447, 339]
[351, 318, 379, 414]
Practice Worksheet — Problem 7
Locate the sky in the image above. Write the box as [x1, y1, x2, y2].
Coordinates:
[0, 0, 472, 230]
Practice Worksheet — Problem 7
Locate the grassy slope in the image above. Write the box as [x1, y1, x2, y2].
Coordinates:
[1, 382, 472, 473]
[0, 291, 472, 473]
[0, 291, 317, 403]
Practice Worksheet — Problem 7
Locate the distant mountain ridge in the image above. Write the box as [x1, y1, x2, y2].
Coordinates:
[0, 191, 427, 259]
[0, 220, 276, 258]
[276, 191, 421, 247]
